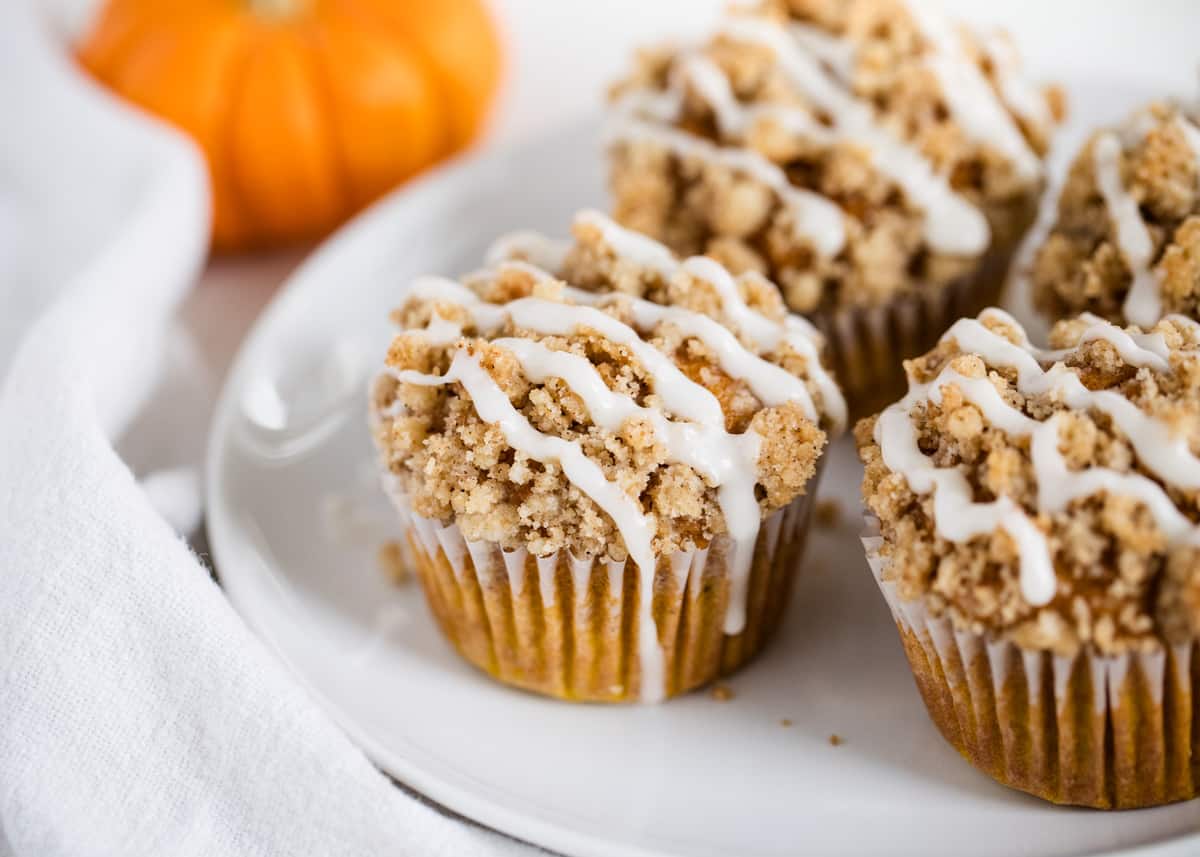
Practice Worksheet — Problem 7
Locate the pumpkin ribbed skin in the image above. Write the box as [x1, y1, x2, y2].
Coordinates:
[79, 0, 503, 251]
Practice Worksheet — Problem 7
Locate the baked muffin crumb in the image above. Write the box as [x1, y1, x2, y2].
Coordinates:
[377, 541, 410, 585]
[711, 684, 736, 702]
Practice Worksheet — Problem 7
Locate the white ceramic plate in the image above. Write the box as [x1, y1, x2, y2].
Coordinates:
[208, 88, 1200, 856]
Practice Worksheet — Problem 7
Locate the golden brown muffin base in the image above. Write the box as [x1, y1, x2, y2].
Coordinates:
[869, 539, 1199, 809]
[821, 218, 1032, 422]
[403, 483, 820, 703]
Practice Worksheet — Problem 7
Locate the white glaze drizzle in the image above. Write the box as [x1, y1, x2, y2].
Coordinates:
[576, 208, 679, 274]
[789, 22, 855, 83]
[876, 399, 1056, 604]
[984, 28, 1051, 134]
[950, 310, 1200, 490]
[608, 117, 847, 258]
[413, 265, 819, 428]
[489, 210, 848, 431]
[901, 0, 1042, 182]
[1122, 108, 1162, 147]
[715, 17, 989, 256]
[562, 284, 820, 415]
[413, 311, 466, 347]
[979, 29, 1052, 133]
[485, 230, 570, 271]
[876, 310, 1200, 607]
[980, 308, 1171, 369]
[1092, 114, 1200, 327]
[1093, 132, 1162, 327]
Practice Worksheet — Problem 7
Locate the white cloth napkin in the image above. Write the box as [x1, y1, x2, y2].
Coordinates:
[0, 4, 536, 855]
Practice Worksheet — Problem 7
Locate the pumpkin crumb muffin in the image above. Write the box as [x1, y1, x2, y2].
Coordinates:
[857, 307, 1200, 808]
[371, 210, 844, 703]
[607, 0, 1060, 417]
[1032, 102, 1200, 328]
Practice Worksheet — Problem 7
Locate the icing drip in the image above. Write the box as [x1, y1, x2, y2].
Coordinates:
[1091, 115, 1200, 327]
[1175, 115, 1200, 167]
[1034, 312, 1172, 368]
[416, 267, 828, 431]
[562, 285, 821, 418]
[1122, 108, 1162, 147]
[951, 311, 1200, 490]
[485, 230, 570, 271]
[608, 117, 847, 258]
[876, 402, 1056, 605]
[493, 336, 763, 637]
[1093, 133, 1161, 327]
[979, 30, 1052, 133]
[876, 311, 1200, 607]
[575, 208, 679, 273]
[789, 22, 855, 83]
[414, 311, 465, 347]
[716, 18, 989, 256]
[902, 0, 1042, 182]
[976, 308, 1171, 369]
[489, 210, 848, 432]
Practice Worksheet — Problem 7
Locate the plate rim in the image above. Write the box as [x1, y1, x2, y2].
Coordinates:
[205, 116, 1200, 857]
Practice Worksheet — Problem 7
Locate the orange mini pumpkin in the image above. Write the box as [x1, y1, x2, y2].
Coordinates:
[78, 0, 503, 251]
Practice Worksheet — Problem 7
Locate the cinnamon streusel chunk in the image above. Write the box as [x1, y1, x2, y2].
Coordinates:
[1032, 102, 1200, 327]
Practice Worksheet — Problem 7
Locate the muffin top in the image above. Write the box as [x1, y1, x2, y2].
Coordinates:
[607, 0, 1059, 313]
[1032, 102, 1200, 328]
[371, 210, 843, 598]
[857, 308, 1200, 655]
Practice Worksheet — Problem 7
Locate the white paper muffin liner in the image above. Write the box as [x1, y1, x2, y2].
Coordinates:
[384, 483, 819, 704]
[862, 519, 1199, 808]
[811, 246, 1011, 422]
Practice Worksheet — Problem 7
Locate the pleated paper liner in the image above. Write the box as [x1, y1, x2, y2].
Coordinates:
[395, 485, 819, 704]
[812, 241, 1013, 424]
[863, 525, 1199, 809]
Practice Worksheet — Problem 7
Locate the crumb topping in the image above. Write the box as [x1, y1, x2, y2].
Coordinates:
[608, 0, 1058, 314]
[857, 309, 1200, 654]
[371, 212, 838, 563]
[1033, 102, 1200, 326]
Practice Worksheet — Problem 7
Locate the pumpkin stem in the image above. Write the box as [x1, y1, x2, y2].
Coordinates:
[249, 0, 308, 19]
